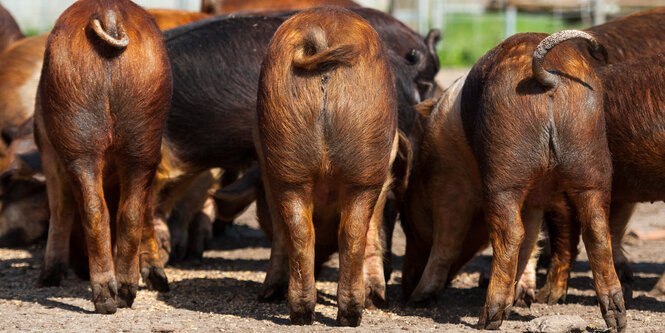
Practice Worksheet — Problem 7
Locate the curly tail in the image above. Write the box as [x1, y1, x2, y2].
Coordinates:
[292, 27, 359, 71]
[91, 10, 129, 49]
[532, 30, 602, 88]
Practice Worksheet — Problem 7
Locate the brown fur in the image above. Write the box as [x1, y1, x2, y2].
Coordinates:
[201, 0, 359, 14]
[34, 0, 172, 314]
[148, 8, 211, 30]
[465, 34, 620, 330]
[405, 32, 623, 331]
[0, 8, 208, 153]
[542, 52, 665, 303]
[0, 35, 46, 151]
[0, 8, 211, 254]
[535, 7, 665, 305]
[401, 7, 665, 321]
[256, 7, 397, 326]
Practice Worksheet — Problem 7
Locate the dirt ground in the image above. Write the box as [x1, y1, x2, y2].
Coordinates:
[1, 70, 665, 332]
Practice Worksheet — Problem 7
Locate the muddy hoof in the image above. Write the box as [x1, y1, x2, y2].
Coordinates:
[290, 309, 314, 325]
[364, 279, 386, 309]
[337, 308, 362, 327]
[92, 280, 118, 314]
[514, 283, 535, 308]
[648, 280, 665, 298]
[117, 283, 138, 308]
[477, 302, 511, 330]
[535, 281, 567, 305]
[407, 289, 437, 307]
[599, 292, 626, 333]
[155, 220, 171, 266]
[141, 266, 169, 292]
[258, 283, 287, 302]
[37, 262, 68, 287]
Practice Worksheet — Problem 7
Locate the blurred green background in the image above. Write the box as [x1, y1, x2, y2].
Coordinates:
[438, 12, 585, 67]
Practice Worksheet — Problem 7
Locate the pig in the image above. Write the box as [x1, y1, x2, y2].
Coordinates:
[35, 0, 172, 313]
[401, 6, 665, 314]
[147, 8, 211, 30]
[466, 31, 622, 331]
[0, 8, 214, 250]
[256, 6, 397, 326]
[200, 0, 359, 15]
[537, 40, 665, 305]
[405, 31, 623, 331]
[156, 7, 438, 271]
[2, 8, 438, 283]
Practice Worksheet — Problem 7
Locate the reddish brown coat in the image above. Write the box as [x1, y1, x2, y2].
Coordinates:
[201, 0, 359, 14]
[35, 0, 172, 314]
[256, 7, 397, 326]
[401, 7, 665, 317]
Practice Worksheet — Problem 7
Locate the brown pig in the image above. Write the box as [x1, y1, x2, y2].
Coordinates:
[256, 6, 397, 326]
[402, 6, 665, 314]
[464, 31, 620, 330]
[35, 0, 172, 313]
[0, 8, 213, 251]
[537, 40, 665, 304]
[405, 31, 623, 331]
[147, 8, 211, 30]
[201, 0, 359, 15]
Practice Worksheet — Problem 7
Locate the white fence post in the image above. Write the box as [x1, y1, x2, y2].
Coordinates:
[418, 0, 429, 35]
[594, 0, 606, 25]
[505, 3, 517, 38]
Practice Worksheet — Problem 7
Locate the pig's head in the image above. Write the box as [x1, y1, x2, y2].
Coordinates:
[0, 116, 49, 247]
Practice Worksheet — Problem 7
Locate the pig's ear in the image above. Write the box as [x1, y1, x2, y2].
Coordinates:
[425, 29, 441, 71]
[17, 151, 42, 174]
[413, 97, 438, 118]
[1, 126, 18, 145]
[210, 166, 261, 221]
[211, 185, 257, 221]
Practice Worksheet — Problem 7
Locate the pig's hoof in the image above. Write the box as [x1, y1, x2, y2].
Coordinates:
[141, 266, 169, 292]
[477, 302, 510, 330]
[37, 262, 68, 287]
[290, 309, 314, 325]
[615, 261, 634, 306]
[117, 283, 138, 308]
[258, 283, 286, 302]
[514, 282, 535, 308]
[599, 292, 626, 333]
[92, 280, 118, 314]
[155, 221, 171, 266]
[407, 288, 437, 307]
[364, 280, 387, 309]
[337, 308, 362, 327]
[648, 279, 665, 298]
[535, 280, 567, 305]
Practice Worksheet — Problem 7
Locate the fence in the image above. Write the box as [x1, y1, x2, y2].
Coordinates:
[0, 0, 385, 34]
[1, 0, 663, 66]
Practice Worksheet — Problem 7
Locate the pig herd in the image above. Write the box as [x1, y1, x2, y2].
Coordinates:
[0, 0, 664, 331]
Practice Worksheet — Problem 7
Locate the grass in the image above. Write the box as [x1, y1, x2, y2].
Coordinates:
[438, 12, 586, 67]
